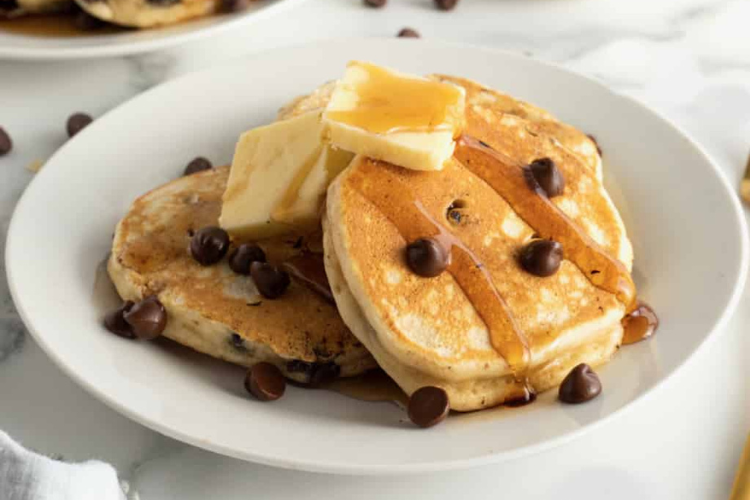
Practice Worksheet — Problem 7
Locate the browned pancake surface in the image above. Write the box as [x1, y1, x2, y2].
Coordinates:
[111, 166, 372, 369]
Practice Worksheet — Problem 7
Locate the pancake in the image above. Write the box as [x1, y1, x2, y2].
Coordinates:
[430, 75, 604, 180]
[323, 78, 635, 411]
[108, 166, 376, 383]
[1, 0, 71, 17]
[432, 75, 632, 268]
[277, 81, 336, 122]
[74, 0, 217, 27]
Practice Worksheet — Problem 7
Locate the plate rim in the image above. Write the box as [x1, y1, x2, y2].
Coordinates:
[6, 38, 749, 475]
[0, 0, 307, 61]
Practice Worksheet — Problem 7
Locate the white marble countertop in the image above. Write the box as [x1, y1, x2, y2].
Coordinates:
[2, 0, 750, 498]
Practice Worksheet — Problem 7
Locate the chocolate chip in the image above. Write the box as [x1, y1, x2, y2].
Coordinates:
[447, 210, 463, 224]
[408, 386, 449, 428]
[74, 10, 104, 30]
[519, 239, 563, 277]
[123, 296, 167, 340]
[434, 0, 458, 10]
[220, 0, 248, 11]
[145, 0, 179, 5]
[526, 158, 565, 197]
[309, 362, 340, 386]
[406, 238, 449, 277]
[229, 332, 248, 352]
[446, 199, 467, 225]
[228, 244, 266, 275]
[0, 127, 12, 156]
[398, 27, 420, 38]
[190, 226, 229, 266]
[103, 301, 135, 339]
[245, 362, 286, 401]
[250, 262, 290, 299]
[183, 157, 212, 176]
[587, 134, 603, 157]
[0, 0, 19, 11]
[286, 359, 313, 376]
[66, 113, 93, 138]
[559, 363, 602, 404]
[364, 0, 385, 6]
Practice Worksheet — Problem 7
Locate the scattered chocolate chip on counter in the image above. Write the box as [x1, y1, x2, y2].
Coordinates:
[519, 239, 563, 277]
[0, 127, 12, 156]
[408, 386, 449, 428]
[251, 262, 291, 299]
[123, 296, 167, 340]
[406, 237, 449, 277]
[434, 0, 458, 10]
[190, 226, 230, 265]
[228, 243, 266, 275]
[104, 300, 136, 338]
[397, 27, 420, 38]
[184, 156, 213, 176]
[559, 363, 602, 404]
[526, 157, 565, 197]
[245, 362, 286, 401]
[66, 112, 93, 138]
[364, 0, 386, 7]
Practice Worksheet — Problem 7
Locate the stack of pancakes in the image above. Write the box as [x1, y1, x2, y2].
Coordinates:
[2, 0, 228, 29]
[109, 74, 635, 411]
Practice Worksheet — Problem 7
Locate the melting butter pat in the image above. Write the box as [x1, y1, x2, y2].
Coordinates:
[220, 111, 353, 240]
[322, 61, 465, 172]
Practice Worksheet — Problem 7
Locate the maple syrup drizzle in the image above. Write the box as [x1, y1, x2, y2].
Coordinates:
[281, 253, 334, 303]
[454, 136, 637, 310]
[348, 161, 530, 373]
[503, 387, 537, 407]
[0, 13, 123, 37]
[621, 302, 659, 345]
[324, 62, 464, 135]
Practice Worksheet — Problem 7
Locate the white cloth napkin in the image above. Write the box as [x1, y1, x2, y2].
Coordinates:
[0, 431, 125, 500]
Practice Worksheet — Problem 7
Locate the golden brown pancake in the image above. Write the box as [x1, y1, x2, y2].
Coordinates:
[108, 166, 376, 383]
[431, 75, 603, 179]
[322, 77, 635, 411]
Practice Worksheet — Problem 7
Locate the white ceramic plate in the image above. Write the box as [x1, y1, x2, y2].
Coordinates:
[0, 0, 304, 60]
[6, 39, 748, 474]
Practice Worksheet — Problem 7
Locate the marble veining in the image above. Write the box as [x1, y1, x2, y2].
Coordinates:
[0, 0, 749, 498]
[0, 318, 26, 362]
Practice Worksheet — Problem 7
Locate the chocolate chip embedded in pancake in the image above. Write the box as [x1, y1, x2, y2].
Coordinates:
[108, 166, 376, 383]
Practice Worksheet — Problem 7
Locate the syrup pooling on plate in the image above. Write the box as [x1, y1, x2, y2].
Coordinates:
[454, 136, 637, 310]
[324, 62, 465, 134]
[348, 159, 530, 373]
[322, 369, 409, 408]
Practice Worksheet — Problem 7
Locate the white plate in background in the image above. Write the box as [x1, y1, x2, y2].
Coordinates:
[6, 39, 748, 474]
[0, 0, 305, 60]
